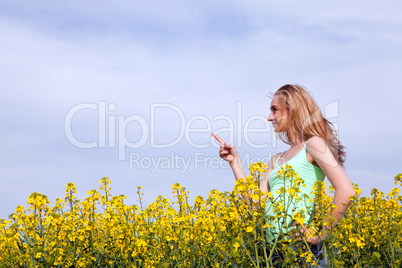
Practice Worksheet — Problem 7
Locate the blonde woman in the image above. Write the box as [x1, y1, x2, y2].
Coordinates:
[214, 84, 355, 267]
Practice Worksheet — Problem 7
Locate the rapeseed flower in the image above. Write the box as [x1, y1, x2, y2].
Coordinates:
[0, 168, 400, 267]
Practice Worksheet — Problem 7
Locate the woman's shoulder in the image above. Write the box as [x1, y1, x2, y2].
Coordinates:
[268, 152, 282, 169]
[306, 136, 338, 167]
[263, 152, 283, 180]
[306, 136, 327, 151]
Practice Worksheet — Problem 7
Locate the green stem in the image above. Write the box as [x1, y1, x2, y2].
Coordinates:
[32, 206, 37, 268]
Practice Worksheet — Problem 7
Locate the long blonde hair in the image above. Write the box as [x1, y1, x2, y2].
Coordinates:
[274, 84, 346, 167]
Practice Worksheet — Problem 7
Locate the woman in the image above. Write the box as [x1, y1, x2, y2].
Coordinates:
[213, 84, 355, 266]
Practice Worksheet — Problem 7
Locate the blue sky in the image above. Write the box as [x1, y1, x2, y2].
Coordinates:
[1, 0, 402, 219]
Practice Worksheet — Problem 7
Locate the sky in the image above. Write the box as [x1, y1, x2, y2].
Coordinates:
[1, 0, 402, 219]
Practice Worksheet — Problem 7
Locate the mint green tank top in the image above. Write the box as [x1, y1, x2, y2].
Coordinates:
[265, 139, 325, 242]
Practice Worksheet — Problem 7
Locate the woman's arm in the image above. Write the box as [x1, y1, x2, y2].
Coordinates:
[306, 136, 356, 244]
[215, 136, 251, 206]
[213, 133, 247, 180]
[213, 133, 276, 208]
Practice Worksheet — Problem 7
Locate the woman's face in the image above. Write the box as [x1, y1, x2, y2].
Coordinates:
[268, 95, 289, 133]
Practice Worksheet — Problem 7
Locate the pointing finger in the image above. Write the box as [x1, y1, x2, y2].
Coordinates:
[211, 133, 226, 144]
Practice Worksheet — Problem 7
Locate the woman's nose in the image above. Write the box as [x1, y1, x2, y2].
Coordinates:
[268, 113, 273, 121]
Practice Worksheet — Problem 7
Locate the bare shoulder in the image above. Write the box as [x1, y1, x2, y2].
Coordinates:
[264, 152, 281, 179]
[306, 136, 327, 152]
[269, 152, 282, 169]
[306, 136, 338, 167]
[262, 152, 282, 190]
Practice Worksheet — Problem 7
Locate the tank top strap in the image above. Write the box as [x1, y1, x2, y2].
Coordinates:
[275, 151, 285, 166]
[303, 137, 313, 148]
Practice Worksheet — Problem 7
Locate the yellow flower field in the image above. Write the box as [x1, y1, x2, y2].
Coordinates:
[1, 164, 401, 267]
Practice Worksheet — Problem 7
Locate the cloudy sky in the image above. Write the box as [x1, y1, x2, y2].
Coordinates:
[1, 0, 401, 219]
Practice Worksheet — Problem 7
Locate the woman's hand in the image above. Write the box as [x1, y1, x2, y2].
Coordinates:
[291, 224, 321, 245]
[212, 133, 239, 164]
